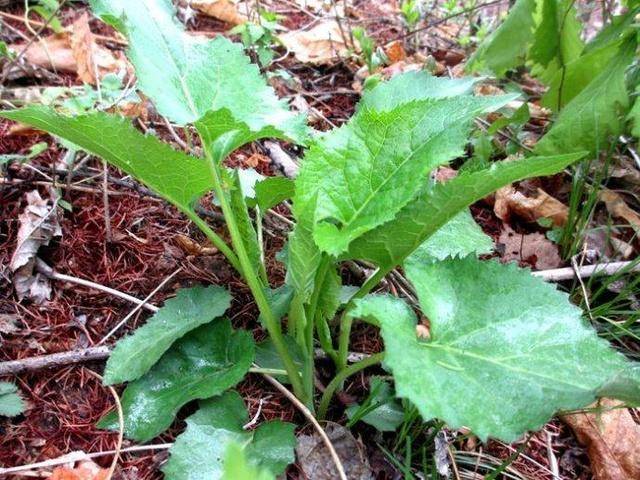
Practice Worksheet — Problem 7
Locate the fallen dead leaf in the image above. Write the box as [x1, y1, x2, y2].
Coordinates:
[498, 225, 562, 270]
[175, 234, 218, 256]
[494, 186, 568, 227]
[189, 0, 247, 25]
[279, 20, 355, 65]
[296, 423, 374, 480]
[50, 460, 109, 480]
[9, 16, 128, 84]
[599, 190, 640, 234]
[384, 40, 406, 63]
[563, 398, 640, 480]
[10, 190, 62, 304]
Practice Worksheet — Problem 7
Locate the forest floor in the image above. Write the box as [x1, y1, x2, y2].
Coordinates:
[1, 0, 639, 479]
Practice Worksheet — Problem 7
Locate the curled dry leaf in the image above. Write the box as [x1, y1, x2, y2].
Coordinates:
[494, 185, 568, 227]
[498, 225, 562, 270]
[10, 190, 62, 304]
[50, 460, 109, 480]
[563, 398, 640, 480]
[279, 20, 354, 65]
[599, 190, 640, 234]
[9, 14, 129, 84]
[189, 0, 247, 25]
[384, 40, 406, 64]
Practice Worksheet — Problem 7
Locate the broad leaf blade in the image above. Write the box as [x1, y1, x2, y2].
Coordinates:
[534, 38, 635, 156]
[345, 377, 404, 432]
[89, 0, 306, 143]
[255, 176, 295, 211]
[295, 91, 513, 256]
[222, 443, 276, 480]
[0, 108, 210, 212]
[354, 257, 640, 441]
[0, 382, 26, 417]
[162, 391, 295, 480]
[465, 0, 537, 76]
[104, 285, 231, 385]
[359, 71, 478, 110]
[98, 320, 254, 441]
[346, 153, 585, 268]
[406, 209, 493, 265]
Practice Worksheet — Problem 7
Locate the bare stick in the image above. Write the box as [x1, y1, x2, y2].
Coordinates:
[0, 346, 112, 375]
[36, 259, 159, 313]
[532, 260, 640, 282]
[261, 371, 348, 480]
[102, 161, 113, 243]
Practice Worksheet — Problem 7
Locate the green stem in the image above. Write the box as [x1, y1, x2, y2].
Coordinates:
[183, 208, 242, 273]
[318, 352, 384, 419]
[337, 267, 388, 370]
[201, 140, 306, 402]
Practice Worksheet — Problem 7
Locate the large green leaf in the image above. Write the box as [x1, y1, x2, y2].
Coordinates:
[534, 38, 636, 156]
[353, 257, 640, 441]
[358, 71, 478, 111]
[465, 0, 537, 76]
[222, 443, 276, 480]
[295, 89, 513, 256]
[163, 391, 295, 480]
[254, 176, 295, 211]
[346, 153, 584, 268]
[540, 37, 623, 111]
[0, 382, 26, 417]
[104, 285, 231, 385]
[98, 320, 254, 441]
[529, 0, 583, 82]
[406, 209, 493, 265]
[0, 108, 210, 212]
[88, 0, 306, 143]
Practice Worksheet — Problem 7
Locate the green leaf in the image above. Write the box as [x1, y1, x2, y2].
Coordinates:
[0, 382, 26, 417]
[258, 285, 294, 329]
[228, 170, 263, 276]
[540, 37, 622, 111]
[222, 443, 276, 480]
[466, 0, 537, 76]
[353, 257, 640, 441]
[346, 377, 404, 432]
[255, 176, 295, 211]
[630, 95, 640, 138]
[295, 87, 513, 256]
[255, 335, 304, 384]
[534, 38, 636, 156]
[89, 0, 306, 143]
[104, 285, 231, 385]
[162, 391, 295, 480]
[346, 152, 584, 268]
[98, 320, 254, 442]
[406, 210, 493, 265]
[286, 199, 322, 300]
[358, 71, 478, 111]
[529, 0, 583, 81]
[0, 108, 210, 213]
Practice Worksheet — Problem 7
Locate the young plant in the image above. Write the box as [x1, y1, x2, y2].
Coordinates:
[352, 26, 386, 74]
[3, 0, 640, 477]
[230, 10, 283, 68]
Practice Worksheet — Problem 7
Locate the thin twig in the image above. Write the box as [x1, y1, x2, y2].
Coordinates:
[102, 161, 112, 243]
[98, 268, 181, 344]
[35, 259, 159, 313]
[85, 370, 123, 480]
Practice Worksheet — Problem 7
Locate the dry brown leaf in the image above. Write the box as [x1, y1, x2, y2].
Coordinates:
[494, 186, 568, 227]
[600, 190, 640, 233]
[175, 234, 218, 256]
[10, 190, 62, 304]
[50, 460, 109, 480]
[9, 15, 128, 84]
[384, 40, 406, 63]
[563, 399, 640, 480]
[189, 0, 247, 25]
[279, 20, 354, 65]
[498, 225, 562, 270]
